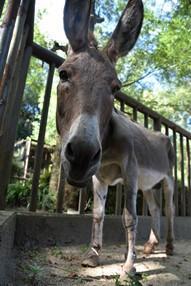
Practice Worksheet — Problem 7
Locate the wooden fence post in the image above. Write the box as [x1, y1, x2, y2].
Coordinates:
[78, 188, 87, 214]
[0, 0, 34, 209]
[56, 164, 65, 213]
[180, 134, 186, 216]
[29, 63, 55, 212]
[115, 184, 122, 215]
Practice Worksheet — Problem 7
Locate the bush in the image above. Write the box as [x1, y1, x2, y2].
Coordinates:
[38, 168, 56, 211]
[7, 168, 56, 211]
[6, 180, 31, 207]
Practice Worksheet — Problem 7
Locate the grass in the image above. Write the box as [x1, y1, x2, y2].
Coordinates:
[114, 273, 148, 286]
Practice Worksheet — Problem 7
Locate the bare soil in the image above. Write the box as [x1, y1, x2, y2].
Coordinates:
[15, 240, 191, 286]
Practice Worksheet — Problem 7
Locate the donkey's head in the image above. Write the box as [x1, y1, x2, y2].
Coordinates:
[57, 0, 143, 187]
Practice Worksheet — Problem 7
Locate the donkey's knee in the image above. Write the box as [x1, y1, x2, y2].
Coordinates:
[122, 208, 137, 230]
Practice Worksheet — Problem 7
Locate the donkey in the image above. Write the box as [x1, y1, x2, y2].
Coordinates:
[56, 0, 175, 280]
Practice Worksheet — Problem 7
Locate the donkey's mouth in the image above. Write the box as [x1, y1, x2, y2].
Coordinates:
[62, 157, 100, 188]
[67, 177, 88, 188]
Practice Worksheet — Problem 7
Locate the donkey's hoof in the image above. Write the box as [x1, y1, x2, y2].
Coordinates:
[82, 255, 99, 267]
[119, 267, 136, 284]
[166, 243, 174, 256]
[81, 248, 100, 267]
[143, 242, 156, 255]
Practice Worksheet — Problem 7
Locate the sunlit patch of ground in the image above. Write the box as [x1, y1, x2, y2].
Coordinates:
[15, 240, 191, 285]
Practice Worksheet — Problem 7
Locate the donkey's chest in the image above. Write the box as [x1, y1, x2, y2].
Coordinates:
[97, 163, 124, 186]
[97, 163, 165, 190]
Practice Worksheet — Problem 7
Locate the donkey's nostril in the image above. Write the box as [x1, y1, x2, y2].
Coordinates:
[92, 148, 101, 164]
[65, 139, 101, 166]
[65, 142, 75, 162]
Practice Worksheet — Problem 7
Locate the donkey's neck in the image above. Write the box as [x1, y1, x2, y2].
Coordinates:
[101, 109, 116, 151]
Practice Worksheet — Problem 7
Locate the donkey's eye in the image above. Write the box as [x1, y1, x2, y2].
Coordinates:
[59, 70, 69, 82]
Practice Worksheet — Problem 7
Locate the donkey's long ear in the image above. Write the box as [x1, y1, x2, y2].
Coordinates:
[105, 0, 143, 63]
[64, 0, 91, 52]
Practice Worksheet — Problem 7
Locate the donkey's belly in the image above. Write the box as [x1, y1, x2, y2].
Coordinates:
[98, 164, 123, 186]
[138, 168, 164, 191]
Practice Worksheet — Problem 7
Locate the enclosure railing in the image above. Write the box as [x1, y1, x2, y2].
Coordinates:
[0, 0, 190, 216]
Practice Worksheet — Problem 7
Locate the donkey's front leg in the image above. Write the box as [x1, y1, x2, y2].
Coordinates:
[82, 176, 108, 267]
[121, 181, 138, 279]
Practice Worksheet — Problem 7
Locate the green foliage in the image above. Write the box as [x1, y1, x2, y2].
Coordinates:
[17, 11, 54, 140]
[100, 0, 191, 131]
[7, 169, 56, 210]
[32, 76, 58, 146]
[6, 180, 31, 207]
[152, 15, 191, 84]
[24, 262, 43, 285]
[0, 0, 9, 25]
[114, 274, 144, 286]
[38, 169, 56, 211]
[141, 84, 191, 131]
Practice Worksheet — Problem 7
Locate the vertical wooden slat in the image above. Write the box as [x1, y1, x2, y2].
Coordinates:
[23, 138, 31, 179]
[180, 134, 186, 216]
[153, 117, 161, 131]
[165, 125, 169, 136]
[0, 0, 34, 209]
[144, 113, 148, 128]
[133, 108, 137, 122]
[153, 117, 162, 213]
[0, 0, 21, 83]
[173, 129, 178, 215]
[142, 113, 149, 215]
[78, 188, 87, 214]
[115, 184, 122, 215]
[186, 138, 191, 215]
[0, 0, 30, 130]
[0, 45, 32, 209]
[29, 64, 55, 212]
[56, 164, 65, 213]
[120, 100, 124, 112]
[142, 197, 148, 216]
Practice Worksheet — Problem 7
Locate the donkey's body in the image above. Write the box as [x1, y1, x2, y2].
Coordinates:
[81, 109, 174, 276]
[99, 110, 173, 188]
[57, 0, 175, 281]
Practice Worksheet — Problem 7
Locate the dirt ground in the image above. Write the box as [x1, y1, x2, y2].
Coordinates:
[15, 240, 191, 286]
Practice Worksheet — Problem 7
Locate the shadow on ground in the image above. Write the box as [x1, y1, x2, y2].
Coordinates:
[15, 240, 191, 286]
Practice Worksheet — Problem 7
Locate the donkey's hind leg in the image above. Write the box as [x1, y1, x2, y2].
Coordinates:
[143, 188, 160, 255]
[163, 176, 175, 255]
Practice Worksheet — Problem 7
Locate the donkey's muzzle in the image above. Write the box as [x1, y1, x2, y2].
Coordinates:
[65, 141, 101, 166]
[64, 137, 101, 185]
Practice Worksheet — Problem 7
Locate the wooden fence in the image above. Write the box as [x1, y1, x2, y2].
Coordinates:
[0, 0, 190, 215]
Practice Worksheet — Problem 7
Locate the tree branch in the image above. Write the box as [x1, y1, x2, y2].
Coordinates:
[122, 70, 157, 88]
